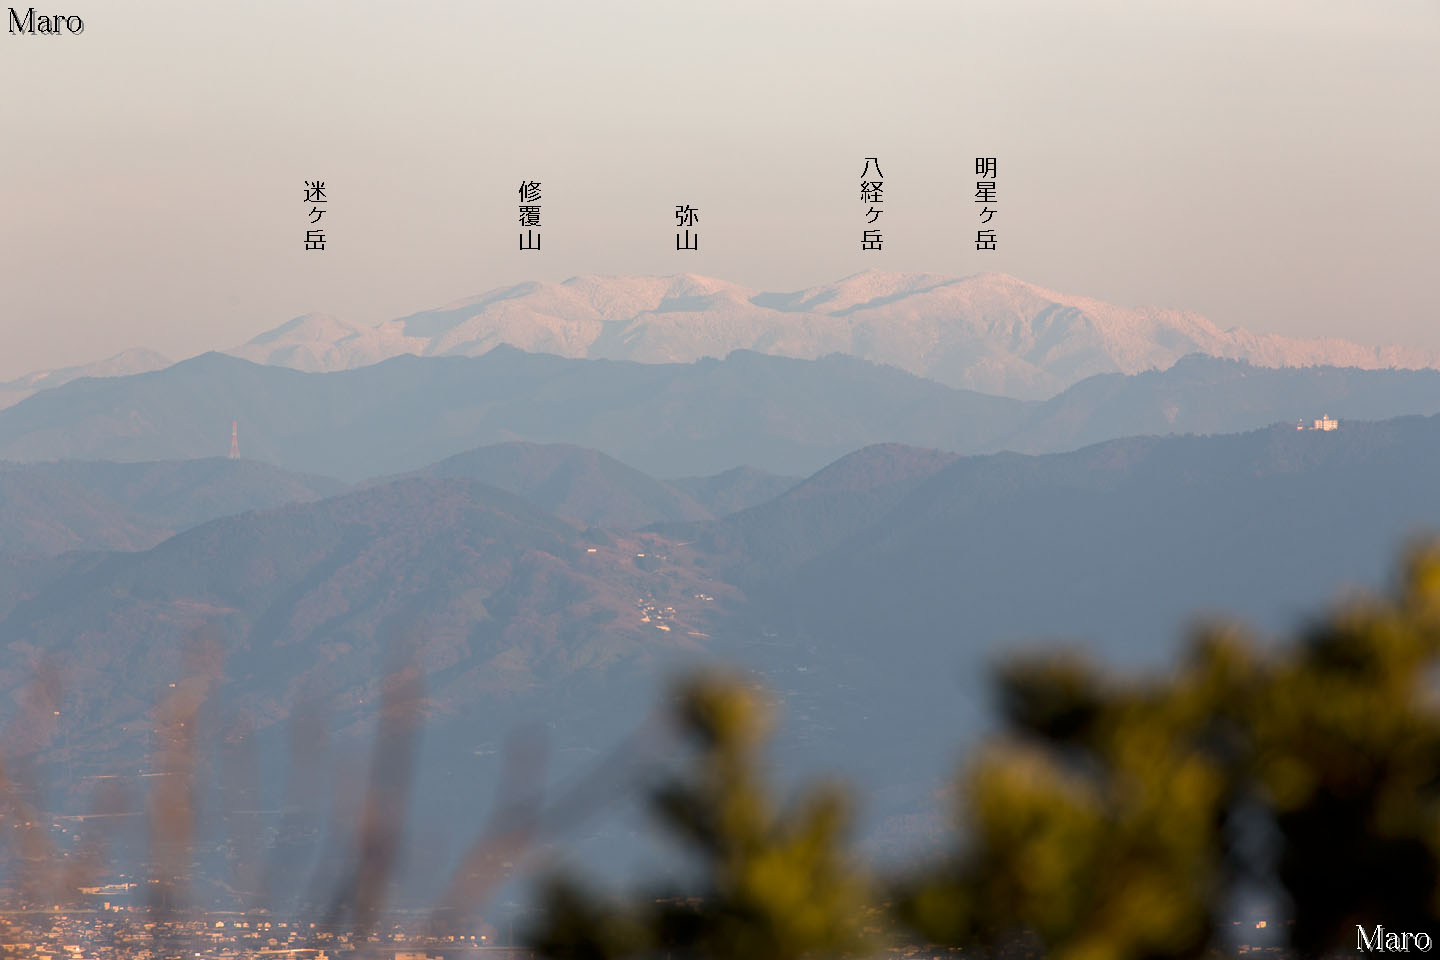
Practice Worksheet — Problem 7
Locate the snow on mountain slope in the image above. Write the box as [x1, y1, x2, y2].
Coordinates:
[228, 312, 427, 372]
[224, 271, 1440, 399]
[0, 348, 172, 411]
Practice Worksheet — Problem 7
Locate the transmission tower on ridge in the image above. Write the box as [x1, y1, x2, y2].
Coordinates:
[229, 420, 240, 460]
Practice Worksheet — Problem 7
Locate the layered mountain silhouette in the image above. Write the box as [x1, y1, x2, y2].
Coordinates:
[7, 416, 1440, 854]
[0, 468, 169, 555]
[0, 476, 731, 802]
[0, 349, 1024, 478]
[0, 446, 795, 558]
[397, 442, 712, 528]
[8, 271, 1440, 879]
[0, 348, 169, 411]
[754, 420, 1440, 653]
[661, 443, 962, 587]
[227, 272, 1440, 399]
[0, 458, 343, 556]
[10, 350, 1440, 481]
[669, 466, 800, 518]
[398, 443, 796, 528]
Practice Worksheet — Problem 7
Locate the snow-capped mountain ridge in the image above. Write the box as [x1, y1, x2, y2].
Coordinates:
[223, 270, 1440, 400]
[0, 348, 172, 411]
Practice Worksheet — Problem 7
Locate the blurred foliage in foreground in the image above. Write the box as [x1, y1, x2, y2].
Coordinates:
[530, 672, 875, 960]
[530, 543, 1440, 959]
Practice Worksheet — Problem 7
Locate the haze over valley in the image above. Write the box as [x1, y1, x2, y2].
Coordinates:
[4, 271, 1440, 911]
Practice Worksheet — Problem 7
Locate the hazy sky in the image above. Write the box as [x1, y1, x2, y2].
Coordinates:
[1, 0, 1435, 379]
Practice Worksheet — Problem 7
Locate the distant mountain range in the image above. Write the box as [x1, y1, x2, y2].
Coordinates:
[9, 273, 1435, 415]
[9, 350, 1440, 480]
[0, 476, 726, 720]
[0, 458, 344, 556]
[0, 348, 170, 411]
[693, 416, 1440, 825]
[7, 416, 1440, 867]
[0, 349, 1023, 479]
[225, 272, 1440, 399]
[9, 269, 1440, 890]
[400, 443, 721, 528]
[0, 447, 798, 558]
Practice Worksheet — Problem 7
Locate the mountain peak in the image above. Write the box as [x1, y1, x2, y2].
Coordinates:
[243, 312, 357, 346]
[222, 272, 1440, 401]
[0, 348, 173, 411]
